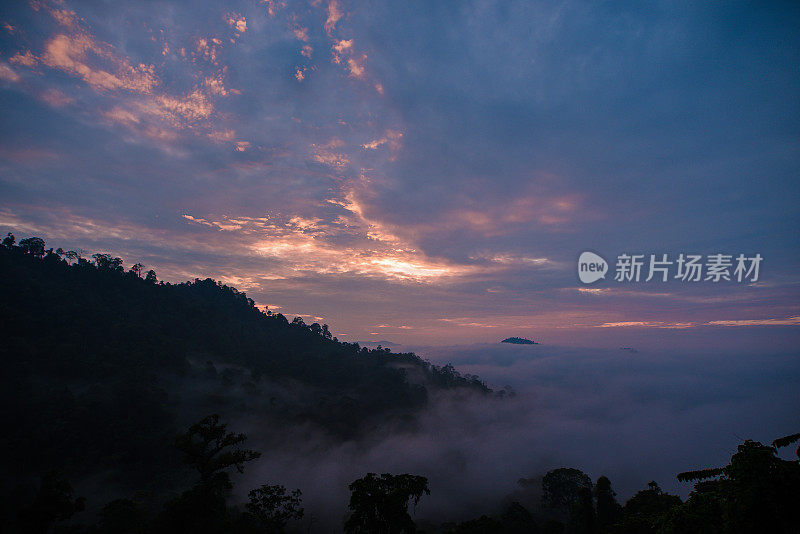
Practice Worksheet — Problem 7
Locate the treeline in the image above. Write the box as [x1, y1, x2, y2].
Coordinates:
[445, 432, 800, 533]
[0, 234, 493, 499]
[6, 414, 799, 533]
[3, 234, 798, 532]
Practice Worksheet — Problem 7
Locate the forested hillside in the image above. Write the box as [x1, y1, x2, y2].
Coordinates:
[0, 235, 490, 493]
[1, 235, 798, 533]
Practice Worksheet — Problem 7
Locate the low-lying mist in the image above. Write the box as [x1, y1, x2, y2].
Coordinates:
[233, 343, 800, 529]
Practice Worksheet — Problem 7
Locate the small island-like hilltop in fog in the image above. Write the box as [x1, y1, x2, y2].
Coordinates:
[501, 337, 537, 345]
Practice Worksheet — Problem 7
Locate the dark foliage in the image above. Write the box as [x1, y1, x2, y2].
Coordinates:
[244, 484, 304, 533]
[541, 468, 593, 519]
[0, 237, 491, 498]
[443, 501, 539, 533]
[344, 473, 430, 533]
[1, 235, 798, 533]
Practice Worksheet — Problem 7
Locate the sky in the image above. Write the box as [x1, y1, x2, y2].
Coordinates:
[1, 0, 799, 347]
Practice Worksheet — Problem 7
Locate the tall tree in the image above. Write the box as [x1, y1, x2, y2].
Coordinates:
[174, 414, 261, 488]
[344, 473, 430, 534]
[542, 468, 593, 519]
[594, 476, 621, 530]
[157, 415, 261, 534]
[131, 262, 145, 278]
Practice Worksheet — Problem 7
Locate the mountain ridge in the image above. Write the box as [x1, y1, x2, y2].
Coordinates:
[0, 236, 491, 490]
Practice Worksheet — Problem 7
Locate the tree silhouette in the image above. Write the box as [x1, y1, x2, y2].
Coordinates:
[92, 253, 124, 271]
[19, 237, 45, 257]
[157, 415, 262, 533]
[344, 473, 430, 533]
[174, 414, 261, 487]
[613, 481, 681, 533]
[245, 484, 304, 533]
[131, 262, 145, 278]
[567, 486, 595, 534]
[671, 435, 800, 532]
[541, 468, 592, 519]
[594, 475, 621, 530]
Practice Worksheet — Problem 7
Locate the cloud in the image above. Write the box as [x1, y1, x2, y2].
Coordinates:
[179, 210, 480, 283]
[293, 26, 310, 42]
[0, 62, 21, 83]
[597, 321, 695, 329]
[48, 7, 80, 30]
[325, 0, 343, 35]
[155, 90, 213, 121]
[708, 316, 800, 327]
[311, 138, 350, 168]
[41, 33, 158, 93]
[9, 51, 37, 67]
[225, 13, 247, 34]
[263, 0, 286, 18]
[332, 39, 353, 56]
[0, 0, 797, 349]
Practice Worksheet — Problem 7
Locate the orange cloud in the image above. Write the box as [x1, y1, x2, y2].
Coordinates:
[362, 129, 403, 151]
[225, 13, 247, 33]
[41, 33, 158, 93]
[50, 8, 79, 29]
[332, 39, 353, 55]
[10, 51, 37, 67]
[194, 37, 222, 64]
[180, 207, 482, 283]
[155, 89, 213, 122]
[203, 72, 230, 96]
[596, 321, 695, 329]
[346, 56, 365, 78]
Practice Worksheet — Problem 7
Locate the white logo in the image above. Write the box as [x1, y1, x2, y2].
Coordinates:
[578, 251, 608, 284]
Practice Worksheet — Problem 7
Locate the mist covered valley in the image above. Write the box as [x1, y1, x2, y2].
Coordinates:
[1, 240, 798, 533]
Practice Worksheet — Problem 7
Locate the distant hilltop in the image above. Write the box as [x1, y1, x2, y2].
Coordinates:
[501, 337, 537, 345]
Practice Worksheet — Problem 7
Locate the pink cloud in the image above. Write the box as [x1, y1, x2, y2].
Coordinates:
[40, 88, 74, 107]
[41, 33, 158, 93]
[0, 62, 21, 83]
[325, 0, 343, 35]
